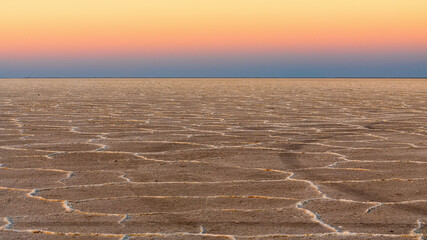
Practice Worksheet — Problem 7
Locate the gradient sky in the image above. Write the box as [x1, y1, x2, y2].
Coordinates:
[1, 0, 427, 77]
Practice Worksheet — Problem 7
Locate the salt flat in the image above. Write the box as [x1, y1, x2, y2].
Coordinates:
[0, 78, 426, 239]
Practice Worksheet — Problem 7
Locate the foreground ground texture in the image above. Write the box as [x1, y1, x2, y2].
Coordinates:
[0, 78, 426, 240]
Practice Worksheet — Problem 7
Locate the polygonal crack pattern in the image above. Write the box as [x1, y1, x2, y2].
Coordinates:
[0, 78, 426, 239]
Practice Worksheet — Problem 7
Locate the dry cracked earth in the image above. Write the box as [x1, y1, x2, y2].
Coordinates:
[0, 78, 426, 240]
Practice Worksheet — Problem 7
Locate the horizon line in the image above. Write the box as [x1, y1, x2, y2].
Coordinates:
[1, 77, 427, 79]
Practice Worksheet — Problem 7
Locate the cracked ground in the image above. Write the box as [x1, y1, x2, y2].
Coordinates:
[0, 78, 426, 240]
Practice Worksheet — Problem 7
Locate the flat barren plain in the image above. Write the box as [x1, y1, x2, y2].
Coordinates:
[0, 78, 426, 240]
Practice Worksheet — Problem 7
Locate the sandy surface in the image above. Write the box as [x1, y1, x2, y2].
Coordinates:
[0, 78, 426, 240]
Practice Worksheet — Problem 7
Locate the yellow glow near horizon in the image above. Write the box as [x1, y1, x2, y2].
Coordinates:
[1, 0, 426, 56]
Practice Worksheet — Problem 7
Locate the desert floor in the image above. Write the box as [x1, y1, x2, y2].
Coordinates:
[0, 78, 426, 239]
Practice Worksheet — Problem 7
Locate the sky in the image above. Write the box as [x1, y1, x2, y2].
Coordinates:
[1, 0, 427, 78]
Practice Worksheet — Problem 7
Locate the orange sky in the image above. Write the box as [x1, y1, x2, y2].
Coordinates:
[1, 0, 427, 57]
